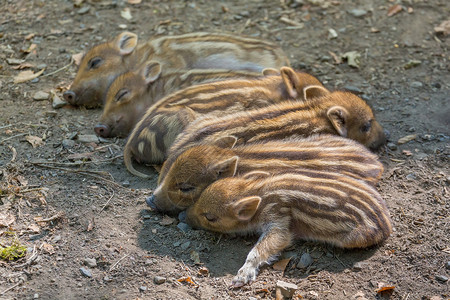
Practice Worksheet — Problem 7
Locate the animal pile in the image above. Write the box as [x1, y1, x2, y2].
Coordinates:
[67, 31, 392, 287]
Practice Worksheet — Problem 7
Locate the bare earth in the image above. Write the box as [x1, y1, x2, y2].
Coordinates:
[0, 0, 449, 299]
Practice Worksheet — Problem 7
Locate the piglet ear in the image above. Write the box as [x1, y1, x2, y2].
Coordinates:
[280, 66, 301, 98]
[327, 106, 349, 137]
[212, 135, 238, 149]
[232, 196, 261, 221]
[179, 107, 198, 124]
[242, 171, 271, 180]
[303, 85, 329, 100]
[114, 32, 138, 55]
[262, 68, 280, 76]
[211, 156, 239, 178]
[141, 61, 162, 84]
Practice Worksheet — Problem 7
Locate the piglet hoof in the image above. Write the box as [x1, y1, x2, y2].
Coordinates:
[146, 195, 158, 211]
[231, 267, 257, 288]
[178, 211, 187, 222]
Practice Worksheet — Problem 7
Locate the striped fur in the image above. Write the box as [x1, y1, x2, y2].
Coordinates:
[151, 135, 383, 214]
[184, 170, 392, 286]
[123, 68, 325, 178]
[99, 68, 262, 138]
[162, 90, 386, 180]
[67, 31, 289, 107]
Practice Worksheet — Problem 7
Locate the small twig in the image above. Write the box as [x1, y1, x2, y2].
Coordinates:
[0, 124, 13, 130]
[19, 187, 47, 194]
[0, 133, 28, 144]
[7, 146, 17, 163]
[0, 279, 24, 295]
[30, 155, 123, 167]
[109, 254, 129, 271]
[41, 58, 74, 78]
[334, 254, 347, 268]
[99, 190, 115, 213]
[13, 245, 38, 269]
[41, 211, 65, 222]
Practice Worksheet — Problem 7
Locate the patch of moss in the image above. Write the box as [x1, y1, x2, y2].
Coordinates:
[0, 240, 27, 261]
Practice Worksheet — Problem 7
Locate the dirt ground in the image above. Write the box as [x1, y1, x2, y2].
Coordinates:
[0, 0, 449, 299]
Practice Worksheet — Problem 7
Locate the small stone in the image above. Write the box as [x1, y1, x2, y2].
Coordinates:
[239, 11, 250, 17]
[435, 275, 448, 282]
[353, 261, 367, 271]
[36, 63, 47, 69]
[62, 139, 75, 148]
[328, 28, 338, 39]
[234, 15, 243, 20]
[403, 59, 421, 69]
[397, 134, 417, 145]
[181, 241, 191, 251]
[34, 294, 39, 299]
[52, 235, 62, 243]
[103, 276, 111, 282]
[177, 222, 191, 232]
[387, 142, 398, 151]
[405, 173, 416, 181]
[67, 132, 78, 140]
[33, 91, 49, 101]
[52, 94, 67, 109]
[79, 267, 92, 278]
[410, 81, 423, 88]
[139, 286, 147, 292]
[173, 241, 181, 247]
[276, 280, 298, 298]
[296, 253, 313, 268]
[30, 78, 40, 83]
[118, 24, 127, 29]
[77, 135, 100, 143]
[122, 180, 130, 187]
[348, 9, 368, 17]
[45, 111, 57, 117]
[153, 276, 166, 284]
[142, 215, 151, 219]
[343, 85, 362, 94]
[84, 258, 97, 268]
[432, 82, 441, 89]
[415, 153, 428, 160]
[7, 58, 25, 65]
[446, 261, 450, 269]
[77, 6, 90, 15]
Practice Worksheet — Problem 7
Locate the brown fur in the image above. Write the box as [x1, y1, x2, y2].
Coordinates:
[151, 134, 383, 214]
[161, 89, 386, 180]
[184, 170, 392, 286]
[123, 68, 325, 178]
[66, 31, 290, 107]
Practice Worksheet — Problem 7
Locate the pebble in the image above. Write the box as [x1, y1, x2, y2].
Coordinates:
[6, 58, 25, 65]
[62, 139, 75, 148]
[153, 276, 166, 284]
[415, 153, 428, 160]
[432, 82, 441, 89]
[45, 111, 57, 117]
[122, 180, 130, 187]
[52, 235, 62, 243]
[79, 267, 92, 278]
[296, 253, 313, 268]
[36, 63, 47, 69]
[387, 142, 398, 151]
[276, 280, 298, 298]
[343, 85, 362, 94]
[446, 261, 450, 269]
[139, 286, 147, 292]
[177, 222, 191, 232]
[181, 241, 191, 250]
[34, 294, 39, 299]
[77, 135, 100, 143]
[239, 11, 250, 17]
[52, 94, 67, 109]
[348, 9, 368, 17]
[405, 173, 416, 181]
[234, 15, 243, 21]
[103, 276, 111, 282]
[31, 78, 40, 83]
[33, 91, 49, 101]
[118, 24, 127, 29]
[410, 81, 423, 88]
[77, 6, 90, 15]
[353, 261, 367, 271]
[436, 275, 448, 282]
[84, 257, 97, 268]
[328, 28, 338, 39]
[67, 132, 78, 140]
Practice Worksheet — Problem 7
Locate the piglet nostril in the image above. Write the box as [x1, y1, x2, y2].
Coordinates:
[63, 90, 76, 104]
[146, 195, 158, 211]
[94, 124, 110, 138]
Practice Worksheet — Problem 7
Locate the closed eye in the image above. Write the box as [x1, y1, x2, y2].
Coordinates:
[115, 89, 129, 102]
[178, 183, 196, 193]
[203, 213, 218, 222]
[88, 57, 102, 70]
[361, 120, 372, 133]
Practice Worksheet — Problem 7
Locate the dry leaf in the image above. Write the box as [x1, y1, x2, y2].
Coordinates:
[121, 8, 132, 21]
[402, 150, 413, 156]
[28, 223, 40, 233]
[12, 62, 35, 70]
[273, 257, 291, 271]
[190, 250, 201, 264]
[25, 33, 35, 40]
[72, 52, 84, 66]
[434, 20, 450, 36]
[0, 213, 16, 227]
[177, 276, 198, 286]
[197, 267, 209, 276]
[14, 68, 45, 84]
[376, 285, 395, 293]
[26, 135, 44, 148]
[15, 175, 28, 186]
[328, 51, 342, 64]
[159, 215, 175, 226]
[397, 134, 416, 144]
[127, 0, 142, 3]
[387, 4, 403, 17]
[41, 242, 55, 254]
[21, 43, 37, 54]
[87, 217, 95, 231]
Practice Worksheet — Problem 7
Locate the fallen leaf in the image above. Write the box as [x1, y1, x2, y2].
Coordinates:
[14, 68, 45, 84]
[190, 250, 201, 264]
[328, 51, 342, 64]
[73, 0, 84, 7]
[25, 33, 35, 40]
[256, 288, 270, 295]
[387, 4, 402, 17]
[121, 8, 133, 20]
[41, 242, 55, 254]
[15, 175, 28, 186]
[402, 150, 413, 156]
[197, 267, 209, 276]
[87, 217, 95, 231]
[159, 215, 175, 226]
[376, 285, 395, 293]
[177, 276, 198, 287]
[397, 134, 416, 144]
[127, 0, 142, 3]
[26, 135, 44, 148]
[273, 257, 291, 271]
[12, 62, 35, 70]
[434, 20, 450, 36]
[72, 52, 84, 66]
[0, 213, 16, 227]
[28, 224, 40, 233]
[21, 43, 37, 54]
